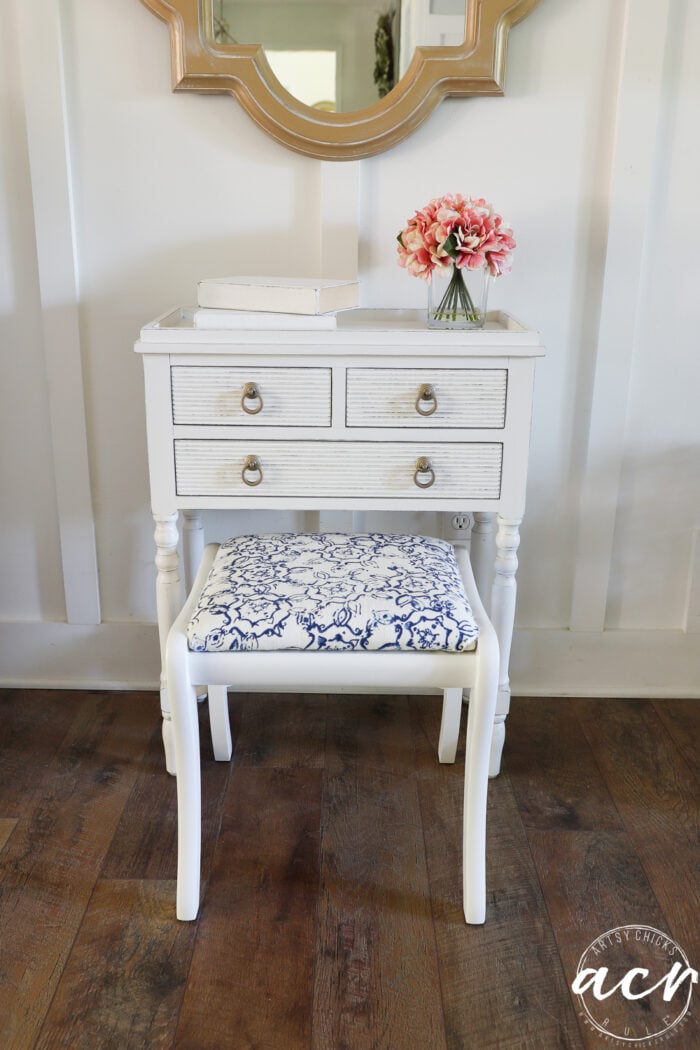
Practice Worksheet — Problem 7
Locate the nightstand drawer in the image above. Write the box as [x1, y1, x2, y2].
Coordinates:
[346, 368, 507, 428]
[171, 366, 332, 426]
[174, 439, 502, 499]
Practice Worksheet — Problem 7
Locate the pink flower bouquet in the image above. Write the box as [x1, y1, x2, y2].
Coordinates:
[397, 194, 516, 326]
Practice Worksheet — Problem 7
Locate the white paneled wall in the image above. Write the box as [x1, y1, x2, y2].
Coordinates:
[0, 1, 66, 624]
[0, 0, 698, 695]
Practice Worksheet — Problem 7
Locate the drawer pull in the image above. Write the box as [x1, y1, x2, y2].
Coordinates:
[415, 384, 438, 416]
[241, 383, 264, 414]
[242, 455, 263, 486]
[414, 456, 436, 489]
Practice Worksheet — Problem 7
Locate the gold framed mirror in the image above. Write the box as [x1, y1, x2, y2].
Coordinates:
[140, 0, 541, 160]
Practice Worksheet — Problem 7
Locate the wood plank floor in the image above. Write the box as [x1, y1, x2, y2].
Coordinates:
[0, 690, 697, 1049]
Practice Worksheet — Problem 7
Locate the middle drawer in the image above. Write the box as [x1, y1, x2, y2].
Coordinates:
[171, 366, 332, 426]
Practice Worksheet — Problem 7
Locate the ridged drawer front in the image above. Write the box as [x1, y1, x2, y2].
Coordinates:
[175, 440, 502, 499]
[171, 366, 331, 426]
[346, 368, 507, 428]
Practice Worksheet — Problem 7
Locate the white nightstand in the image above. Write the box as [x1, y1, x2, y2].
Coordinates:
[135, 308, 544, 775]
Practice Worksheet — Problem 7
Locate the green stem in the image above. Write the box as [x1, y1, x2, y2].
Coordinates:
[432, 265, 479, 322]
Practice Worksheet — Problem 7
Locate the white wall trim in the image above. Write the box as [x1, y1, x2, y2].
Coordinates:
[1, 622, 698, 699]
[569, 0, 672, 632]
[683, 529, 700, 633]
[511, 627, 700, 699]
[15, 0, 100, 625]
[319, 160, 360, 280]
[0, 622, 159, 691]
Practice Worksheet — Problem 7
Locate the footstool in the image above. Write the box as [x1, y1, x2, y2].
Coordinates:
[165, 533, 499, 923]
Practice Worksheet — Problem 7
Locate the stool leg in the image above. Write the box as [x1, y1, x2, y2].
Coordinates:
[208, 685, 233, 761]
[167, 637, 202, 921]
[438, 687, 462, 763]
[462, 642, 499, 924]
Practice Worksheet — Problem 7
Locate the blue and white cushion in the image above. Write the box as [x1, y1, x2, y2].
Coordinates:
[187, 533, 479, 653]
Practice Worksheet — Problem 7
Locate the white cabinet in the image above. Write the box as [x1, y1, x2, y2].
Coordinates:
[136, 308, 544, 774]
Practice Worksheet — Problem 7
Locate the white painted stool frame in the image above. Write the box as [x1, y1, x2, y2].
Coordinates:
[167, 541, 499, 924]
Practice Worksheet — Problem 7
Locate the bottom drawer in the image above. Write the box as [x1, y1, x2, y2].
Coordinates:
[174, 440, 502, 499]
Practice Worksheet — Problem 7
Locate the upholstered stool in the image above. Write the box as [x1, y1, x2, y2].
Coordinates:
[166, 533, 499, 923]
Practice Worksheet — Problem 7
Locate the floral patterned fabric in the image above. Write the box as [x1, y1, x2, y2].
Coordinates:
[187, 533, 479, 653]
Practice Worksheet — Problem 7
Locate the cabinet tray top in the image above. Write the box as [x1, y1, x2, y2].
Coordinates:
[135, 308, 544, 355]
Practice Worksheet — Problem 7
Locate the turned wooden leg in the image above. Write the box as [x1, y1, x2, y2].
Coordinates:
[448, 519, 473, 719]
[181, 510, 209, 705]
[181, 510, 204, 593]
[488, 515, 521, 777]
[182, 513, 231, 753]
[471, 512, 495, 616]
[154, 513, 183, 775]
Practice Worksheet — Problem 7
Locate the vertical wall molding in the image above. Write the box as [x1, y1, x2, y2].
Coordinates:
[683, 529, 700, 633]
[569, 0, 672, 632]
[319, 161, 360, 280]
[15, 0, 100, 624]
[315, 161, 361, 534]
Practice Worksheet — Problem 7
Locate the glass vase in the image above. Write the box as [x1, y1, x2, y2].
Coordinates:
[427, 263, 490, 329]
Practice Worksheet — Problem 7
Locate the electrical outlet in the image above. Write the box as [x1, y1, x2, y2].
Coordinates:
[442, 512, 472, 541]
[450, 513, 471, 531]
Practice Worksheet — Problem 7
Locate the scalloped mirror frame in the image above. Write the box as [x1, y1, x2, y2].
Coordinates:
[140, 0, 541, 160]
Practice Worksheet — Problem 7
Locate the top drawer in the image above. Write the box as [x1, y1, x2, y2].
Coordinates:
[171, 366, 332, 426]
[346, 368, 507, 428]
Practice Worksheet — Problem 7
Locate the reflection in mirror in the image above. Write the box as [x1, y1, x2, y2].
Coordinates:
[211, 0, 466, 113]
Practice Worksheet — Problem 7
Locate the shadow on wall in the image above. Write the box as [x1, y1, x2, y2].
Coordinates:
[604, 444, 700, 629]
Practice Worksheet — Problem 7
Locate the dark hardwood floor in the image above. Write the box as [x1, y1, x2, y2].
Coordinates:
[0, 689, 697, 1049]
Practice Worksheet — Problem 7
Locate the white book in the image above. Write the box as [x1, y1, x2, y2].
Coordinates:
[194, 308, 337, 330]
[197, 275, 359, 315]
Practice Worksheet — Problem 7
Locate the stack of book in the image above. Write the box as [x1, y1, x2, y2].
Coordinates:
[194, 276, 359, 330]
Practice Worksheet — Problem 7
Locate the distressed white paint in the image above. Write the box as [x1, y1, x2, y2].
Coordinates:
[139, 315, 541, 776]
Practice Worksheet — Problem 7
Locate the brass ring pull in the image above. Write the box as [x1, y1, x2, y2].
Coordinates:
[415, 383, 438, 416]
[241, 382, 263, 414]
[242, 455, 263, 486]
[414, 456, 436, 489]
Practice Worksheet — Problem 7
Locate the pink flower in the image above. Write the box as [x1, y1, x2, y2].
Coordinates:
[397, 194, 516, 281]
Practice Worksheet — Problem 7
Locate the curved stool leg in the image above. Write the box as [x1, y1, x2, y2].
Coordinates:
[462, 636, 499, 925]
[438, 687, 462, 763]
[167, 633, 202, 921]
[489, 717, 506, 778]
[208, 685, 232, 761]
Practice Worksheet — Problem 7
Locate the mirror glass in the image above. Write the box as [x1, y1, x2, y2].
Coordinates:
[211, 0, 466, 112]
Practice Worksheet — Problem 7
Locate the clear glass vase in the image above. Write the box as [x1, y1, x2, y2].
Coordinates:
[427, 263, 490, 329]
